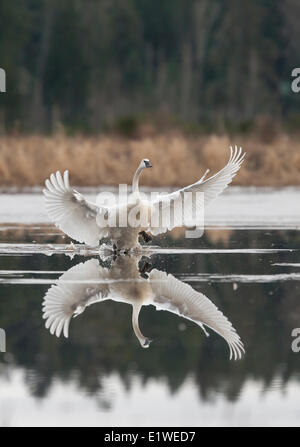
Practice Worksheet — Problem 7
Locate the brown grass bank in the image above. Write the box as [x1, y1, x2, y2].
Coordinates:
[0, 133, 299, 187]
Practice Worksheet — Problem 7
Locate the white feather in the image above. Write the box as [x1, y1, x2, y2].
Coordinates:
[43, 149, 245, 247]
[149, 269, 245, 360]
[42, 256, 245, 360]
[149, 145, 245, 235]
[42, 259, 110, 338]
[43, 170, 108, 245]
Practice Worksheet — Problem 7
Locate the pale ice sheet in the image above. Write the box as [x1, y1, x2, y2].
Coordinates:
[1, 187, 300, 228]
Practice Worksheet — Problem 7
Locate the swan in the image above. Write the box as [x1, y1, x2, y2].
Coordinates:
[43, 146, 245, 250]
[42, 255, 245, 360]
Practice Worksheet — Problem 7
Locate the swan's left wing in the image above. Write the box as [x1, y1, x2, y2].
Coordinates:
[148, 146, 245, 235]
[42, 259, 110, 338]
[43, 170, 108, 245]
[149, 269, 244, 360]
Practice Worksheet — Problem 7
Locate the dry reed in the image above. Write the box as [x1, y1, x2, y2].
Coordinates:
[0, 133, 299, 187]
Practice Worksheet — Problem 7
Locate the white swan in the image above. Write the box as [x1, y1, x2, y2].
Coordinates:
[42, 255, 245, 360]
[43, 146, 245, 249]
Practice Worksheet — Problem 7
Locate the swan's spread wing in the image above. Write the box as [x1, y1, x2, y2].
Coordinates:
[149, 269, 244, 360]
[43, 170, 108, 245]
[42, 259, 110, 338]
[148, 146, 245, 235]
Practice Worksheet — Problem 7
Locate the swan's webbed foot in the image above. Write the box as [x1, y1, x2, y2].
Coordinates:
[139, 257, 152, 279]
[113, 243, 121, 255]
[139, 231, 152, 243]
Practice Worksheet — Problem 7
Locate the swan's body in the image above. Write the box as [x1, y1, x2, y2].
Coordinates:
[42, 255, 245, 360]
[43, 146, 245, 249]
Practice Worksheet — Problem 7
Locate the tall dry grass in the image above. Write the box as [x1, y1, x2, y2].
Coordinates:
[0, 132, 299, 187]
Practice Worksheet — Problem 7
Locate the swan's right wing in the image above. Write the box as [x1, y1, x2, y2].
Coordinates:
[149, 269, 244, 360]
[148, 146, 245, 235]
[43, 170, 108, 245]
[42, 259, 110, 338]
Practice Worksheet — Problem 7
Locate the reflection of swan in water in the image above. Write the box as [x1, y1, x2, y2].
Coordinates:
[42, 256, 245, 360]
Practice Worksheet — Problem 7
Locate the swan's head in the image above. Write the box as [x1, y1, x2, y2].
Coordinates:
[141, 158, 152, 169]
[140, 337, 153, 348]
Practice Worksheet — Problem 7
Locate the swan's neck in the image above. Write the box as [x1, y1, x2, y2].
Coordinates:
[132, 166, 144, 194]
[132, 303, 145, 346]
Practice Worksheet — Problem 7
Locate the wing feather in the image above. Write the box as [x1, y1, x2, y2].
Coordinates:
[42, 259, 110, 338]
[43, 170, 107, 245]
[149, 146, 245, 235]
[149, 269, 245, 360]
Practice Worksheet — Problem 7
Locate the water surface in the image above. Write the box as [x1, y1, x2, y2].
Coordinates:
[0, 188, 300, 426]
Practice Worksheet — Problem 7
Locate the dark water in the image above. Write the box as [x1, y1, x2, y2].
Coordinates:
[0, 223, 300, 426]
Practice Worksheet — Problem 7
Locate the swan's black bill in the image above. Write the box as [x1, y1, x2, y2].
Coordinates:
[144, 160, 152, 168]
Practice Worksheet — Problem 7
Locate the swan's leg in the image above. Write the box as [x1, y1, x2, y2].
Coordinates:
[138, 231, 152, 243]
